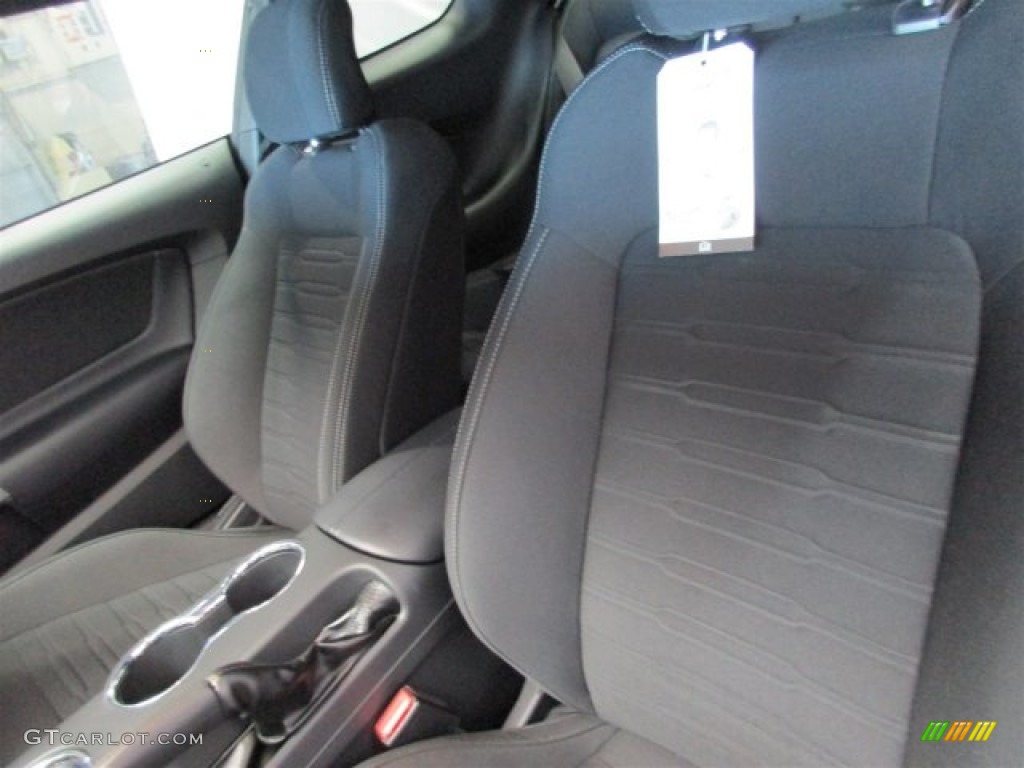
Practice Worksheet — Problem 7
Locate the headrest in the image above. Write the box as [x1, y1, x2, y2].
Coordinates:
[632, 0, 853, 38]
[245, 0, 373, 145]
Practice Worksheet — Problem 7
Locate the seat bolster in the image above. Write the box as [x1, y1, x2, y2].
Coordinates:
[904, 262, 1024, 768]
[444, 44, 669, 712]
[446, 227, 617, 711]
[0, 528, 283, 643]
[184, 210, 279, 518]
[337, 119, 464, 483]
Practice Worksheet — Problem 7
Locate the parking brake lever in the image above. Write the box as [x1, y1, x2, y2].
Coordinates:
[208, 580, 397, 744]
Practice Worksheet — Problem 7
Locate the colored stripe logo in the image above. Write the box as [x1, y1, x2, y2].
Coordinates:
[921, 721, 997, 742]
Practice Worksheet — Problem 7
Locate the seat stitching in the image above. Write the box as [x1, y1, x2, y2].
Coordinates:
[634, 5, 655, 35]
[315, 169, 370, 496]
[521, 44, 665, 249]
[317, 0, 341, 127]
[329, 126, 387, 491]
[446, 228, 547, 642]
[379, 184, 448, 450]
[446, 44, 666, 706]
[448, 43, 664, 571]
[961, 0, 991, 21]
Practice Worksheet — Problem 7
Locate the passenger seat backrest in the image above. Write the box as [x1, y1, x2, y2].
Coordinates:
[448, 1, 1021, 766]
[185, 0, 464, 530]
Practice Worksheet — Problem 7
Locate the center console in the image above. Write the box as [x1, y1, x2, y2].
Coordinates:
[18, 412, 470, 768]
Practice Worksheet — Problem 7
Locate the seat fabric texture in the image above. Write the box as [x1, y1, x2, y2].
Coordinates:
[0, 0, 463, 762]
[0, 528, 282, 762]
[361, 710, 696, 768]
[369, 0, 1022, 766]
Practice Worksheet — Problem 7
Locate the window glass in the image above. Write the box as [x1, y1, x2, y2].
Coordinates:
[0, 0, 453, 229]
[0, 0, 243, 229]
[349, 0, 452, 58]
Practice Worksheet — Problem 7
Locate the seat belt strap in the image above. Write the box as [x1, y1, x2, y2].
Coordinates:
[554, 32, 585, 94]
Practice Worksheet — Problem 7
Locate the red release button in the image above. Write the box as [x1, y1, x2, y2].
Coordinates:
[375, 686, 420, 746]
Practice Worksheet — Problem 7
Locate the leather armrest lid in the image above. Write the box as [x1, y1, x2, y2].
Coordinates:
[316, 410, 459, 563]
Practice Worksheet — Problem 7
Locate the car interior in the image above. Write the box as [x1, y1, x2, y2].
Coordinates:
[0, 0, 1020, 766]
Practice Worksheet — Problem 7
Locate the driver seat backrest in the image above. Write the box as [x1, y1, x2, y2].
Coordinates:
[446, 0, 1022, 765]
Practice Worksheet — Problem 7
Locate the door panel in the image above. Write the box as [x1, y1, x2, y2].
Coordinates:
[0, 252, 158, 414]
[0, 139, 244, 572]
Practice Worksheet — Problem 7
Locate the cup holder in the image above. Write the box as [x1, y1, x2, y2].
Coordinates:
[108, 541, 304, 707]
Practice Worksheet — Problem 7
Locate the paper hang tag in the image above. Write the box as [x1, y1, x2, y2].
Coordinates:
[657, 41, 756, 257]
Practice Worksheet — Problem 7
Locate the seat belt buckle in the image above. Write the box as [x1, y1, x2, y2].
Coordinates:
[374, 686, 460, 748]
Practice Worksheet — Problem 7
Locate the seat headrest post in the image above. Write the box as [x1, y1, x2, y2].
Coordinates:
[245, 0, 374, 146]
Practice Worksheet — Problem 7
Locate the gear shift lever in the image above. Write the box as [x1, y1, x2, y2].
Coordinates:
[208, 580, 397, 744]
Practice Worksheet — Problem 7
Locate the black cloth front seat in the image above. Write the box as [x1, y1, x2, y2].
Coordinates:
[0, 0, 463, 761]
[362, 0, 1022, 766]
